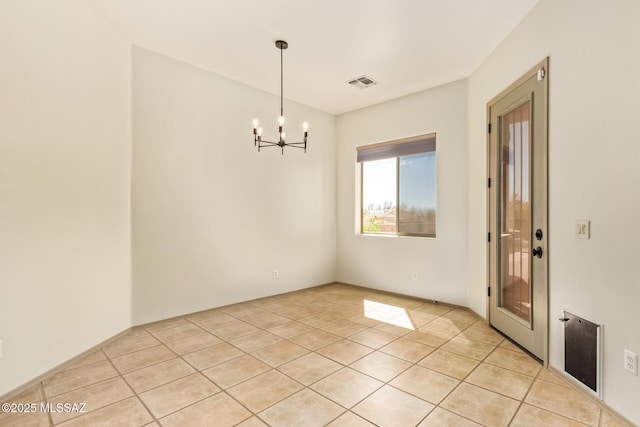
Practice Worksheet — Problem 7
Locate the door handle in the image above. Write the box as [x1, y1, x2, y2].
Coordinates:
[532, 246, 543, 258]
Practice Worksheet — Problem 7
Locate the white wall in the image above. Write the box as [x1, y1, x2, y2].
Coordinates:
[336, 80, 468, 306]
[0, 0, 131, 396]
[467, 0, 640, 423]
[131, 48, 336, 325]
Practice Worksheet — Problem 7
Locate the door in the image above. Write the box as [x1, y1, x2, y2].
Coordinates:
[488, 58, 548, 361]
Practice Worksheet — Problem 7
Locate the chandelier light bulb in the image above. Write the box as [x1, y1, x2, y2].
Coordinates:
[281, 132, 286, 140]
[278, 116, 285, 126]
[303, 122, 309, 131]
[252, 119, 259, 128]
[257, 127, 263, 136]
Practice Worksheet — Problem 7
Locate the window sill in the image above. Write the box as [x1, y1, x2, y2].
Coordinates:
[357, 233, 436, 240]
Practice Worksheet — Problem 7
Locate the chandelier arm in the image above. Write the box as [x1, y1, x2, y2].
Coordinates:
[282, 144, 305, 150]
[258, 144, 281, 152]
[258, 140, 280, 146]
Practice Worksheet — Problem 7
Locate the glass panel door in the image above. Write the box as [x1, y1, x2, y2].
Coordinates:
[488, 57, 548, 361]
[500, 101, 531, 323]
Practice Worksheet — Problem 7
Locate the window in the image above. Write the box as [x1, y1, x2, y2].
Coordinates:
[358, 133, 436, 237]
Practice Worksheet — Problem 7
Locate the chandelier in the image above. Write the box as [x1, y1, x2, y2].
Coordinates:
[253, 40, 308, 154]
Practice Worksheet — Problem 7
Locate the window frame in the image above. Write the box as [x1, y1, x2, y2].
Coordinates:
[357, 133, 437, 238]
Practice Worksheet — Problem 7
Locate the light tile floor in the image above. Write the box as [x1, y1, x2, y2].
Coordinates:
[0, 284, 634, 427]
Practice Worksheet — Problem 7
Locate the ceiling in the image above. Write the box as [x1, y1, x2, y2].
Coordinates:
[85, 0, 539, 115]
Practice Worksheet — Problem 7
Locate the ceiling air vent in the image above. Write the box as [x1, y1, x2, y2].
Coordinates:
[347, 75, 378, 89]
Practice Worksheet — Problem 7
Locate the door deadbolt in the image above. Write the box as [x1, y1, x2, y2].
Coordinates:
[535, 229, 543, 241]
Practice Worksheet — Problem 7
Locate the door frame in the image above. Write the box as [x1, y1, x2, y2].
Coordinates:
[486, 57, 549, 364]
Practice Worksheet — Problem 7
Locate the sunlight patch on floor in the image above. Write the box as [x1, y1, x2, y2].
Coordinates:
[363, 299, 415, 330]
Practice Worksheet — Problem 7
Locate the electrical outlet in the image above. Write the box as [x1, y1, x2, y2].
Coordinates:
[624, 349, 638, 375]
[272, 270, 279, 280]
[411, 272, 418, 281]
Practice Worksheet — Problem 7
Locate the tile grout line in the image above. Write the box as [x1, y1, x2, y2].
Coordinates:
[330, 307, 487, 425]
[422, 334, 515, 426]
[505, 377, 534, 425]
[426, 337, 499, 427]
[103, 347, 158, 426]
[310, 293, 505, 426]
[115, 334, 253, 425]
[47, 354, 150, 426]
[40, 382, 54, 427]
[187, 291, 418, 424]
[517, 376, 599, 426]
[149, 308, 320, 425]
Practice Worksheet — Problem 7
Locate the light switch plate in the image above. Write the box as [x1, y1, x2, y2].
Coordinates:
[576, 219, 590, 239]
[625, 349, 638, 375]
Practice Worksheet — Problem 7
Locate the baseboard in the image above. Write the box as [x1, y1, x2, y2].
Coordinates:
[333, 280, 469, 311]
[0, 327, 131, 403]
[132, 281, 339, 328]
